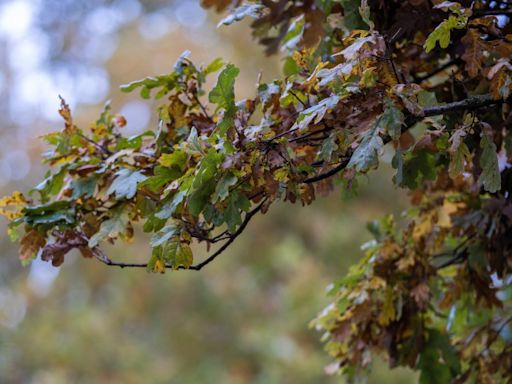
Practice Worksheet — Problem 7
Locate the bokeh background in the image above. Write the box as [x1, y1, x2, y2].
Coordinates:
[0, 1, 417, 383]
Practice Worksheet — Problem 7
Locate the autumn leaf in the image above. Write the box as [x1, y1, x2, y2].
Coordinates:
[376, 98, 404, 140]
[347, 129, 383, 172]
[424, 15, 466, 53]
[0, 191, 28, 220]
[19, 229, 46, 263]
[107, 169, 147, 200]
[292, 95, 339, 132]
[478, 134, 501, 193]
[58, 96, 77, 134]
[88, 211, 128, 248]
[489, 66, 512, 100]
[461, 29, 487, 78]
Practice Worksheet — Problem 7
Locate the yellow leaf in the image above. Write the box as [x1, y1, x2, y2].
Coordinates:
[397, 252, 415, 271]
[437, 200, 465, 228]
[412, 212, 433, 241]
[378, 288, 396, 326]
[154, 259, 166, 273]
[369, 276, 386, 290]
[0, 191, 28, 220]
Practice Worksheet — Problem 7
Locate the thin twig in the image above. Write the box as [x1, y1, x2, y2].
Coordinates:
[93, 199, 267, 271]
[415, 58, 462, 83]
[77, 132, 112, 156]
[302, 94, 504, 184]
[192, 93, 211, 119]
[471, 9, 512, 18]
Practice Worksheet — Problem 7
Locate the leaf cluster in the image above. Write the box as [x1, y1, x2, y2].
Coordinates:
[2, 0, 512, 382]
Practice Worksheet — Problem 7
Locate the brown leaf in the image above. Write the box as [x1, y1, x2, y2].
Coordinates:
[58, 96, 77, 134]
[41, 231, 88, 267]
[410, 281, 430, 309]
[20, 229, 46, 262]
[302, 9, 325, 48]
[462, 29, 488, 78]
[490, 67, 511, 100]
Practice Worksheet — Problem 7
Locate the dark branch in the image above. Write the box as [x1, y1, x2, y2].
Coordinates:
[421, 94, 500, 117]
[303, 157, 350, 184]
[91, 94, 504, 271]
[415, 58, 462, 83]
[92, 199, 267, 271]
[302, 94, 504, 184]
[471, 9, 512, 18]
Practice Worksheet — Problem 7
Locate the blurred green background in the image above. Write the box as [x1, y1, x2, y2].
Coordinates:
[0, 1, 417, 382]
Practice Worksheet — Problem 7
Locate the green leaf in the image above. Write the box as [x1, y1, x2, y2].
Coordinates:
[218, 4, 264, 26]
[212, 173, 238, 203]
[376, 99, 404, 140]
[70, 176, 97, 200]
[340, 0, 368, 30]
[143, 214, 166, 233]
[392, 149, 404, 186]
[479, 134, 501, 193]
[7, 220, 23, 242]
[348, 129, 383, 172]
[318, 133, 339, 162]
[24, 201, 70, 216]
[449, 142, 470, 179]
[209, 64, 239, 110]
[162, 241, 193, 269]
[188, 149, 222, 216]
[28, 209, 75, 226]
[401, 148, 437, 189]
[224, 191, 251, 234]
[156, 191, 187, 219]
[150, 224, 179, 247]
[115, 133, 152, 151]
[293, 95, 340, 132]
[424, 15, 467, 53]
[120, 73, 177, 99]
[418, 329, 460, 384]
[203, 58, 225, 76]
[142, 166, 181, 193]
[88, 211, 128, 248]
[283, 56, 300, 77]
[24, 201, 76, 226]
[33, 169, 66, 202]
[158, 150, 188, 171]
[107, 169, 147, 199]
[208, 64, 239, 136]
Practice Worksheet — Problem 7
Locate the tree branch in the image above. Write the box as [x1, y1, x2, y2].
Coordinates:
[92, 199, 267, 271]
[421, 94, 500, 117]
[302, 94, 504, 184]
[415, 58, 462, 83]
[471, 9, 512, 18]
[90, 94, 503, 271]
